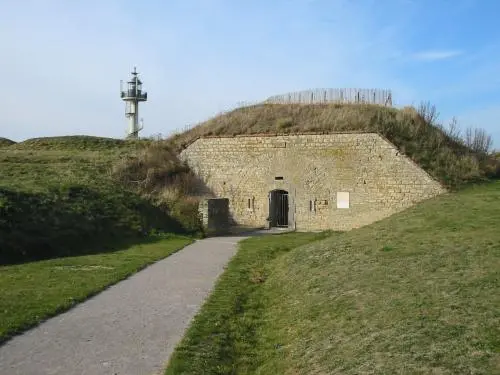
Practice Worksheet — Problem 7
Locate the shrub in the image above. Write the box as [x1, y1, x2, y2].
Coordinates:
[168, 197, 204, 236]
[110, 141, 206, 236]
[276, 117, 294, 130]
[111, 141, 200, 195]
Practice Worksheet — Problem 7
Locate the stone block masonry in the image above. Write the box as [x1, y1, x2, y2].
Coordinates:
[180, 133, 446, 232]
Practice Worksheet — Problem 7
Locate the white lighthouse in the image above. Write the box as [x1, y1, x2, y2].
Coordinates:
[120, 67, 148, 139]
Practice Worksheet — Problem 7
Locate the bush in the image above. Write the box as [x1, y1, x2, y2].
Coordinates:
[168, 197, 204, 236]
[111, 141, 200, 195]
[276, 117, 294, 130]
[109, 141, 206, 237]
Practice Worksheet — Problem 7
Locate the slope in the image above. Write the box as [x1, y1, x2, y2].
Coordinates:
[166, 181, 500, 374]
[258, 181, 500, 374]
[0, 138, 16, 147]
[0, 136, 199, 264]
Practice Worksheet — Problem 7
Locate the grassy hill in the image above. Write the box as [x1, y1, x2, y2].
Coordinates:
[166, 181, 500, 374]
[0, 136, 200, 264]
[2, 103, 497, 264]
[170, 103, 498, 188]
[0, 136, 145, 192]
[0, 137, 16, 147]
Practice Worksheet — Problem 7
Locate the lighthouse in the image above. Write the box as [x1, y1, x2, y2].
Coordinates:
[120, 67, 148, 139]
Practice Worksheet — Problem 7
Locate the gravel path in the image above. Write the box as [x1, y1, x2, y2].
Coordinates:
[0, 236, 246, 375]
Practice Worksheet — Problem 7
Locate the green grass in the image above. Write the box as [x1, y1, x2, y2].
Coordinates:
[0, 146, 138, 193]
[0, 235, 192, 344]
[0, 136, 200, 343]
[8, 135, 148, 151]
[0, 136, 200, 264]
[165, 231, 332, 374]
[166, 181, 500, 374]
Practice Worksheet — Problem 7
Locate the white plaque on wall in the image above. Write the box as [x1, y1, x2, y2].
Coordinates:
[337, 192, 350, 209]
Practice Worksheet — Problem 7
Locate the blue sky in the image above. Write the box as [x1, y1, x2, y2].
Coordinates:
[1, 0, 499, 148]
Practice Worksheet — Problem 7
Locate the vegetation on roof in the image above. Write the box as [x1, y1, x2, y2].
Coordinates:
[169, 102, 499, 188]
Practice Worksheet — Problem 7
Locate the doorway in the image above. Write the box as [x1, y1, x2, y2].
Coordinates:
[268, 189, 289, 227]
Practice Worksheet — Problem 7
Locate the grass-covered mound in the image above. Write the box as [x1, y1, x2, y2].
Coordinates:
[171, 103, 498, 188]
[0, 137, 16, 147]
[166, 181, 500, 374]
[9, 135, 147, 151]
[0, 136, 201, 264]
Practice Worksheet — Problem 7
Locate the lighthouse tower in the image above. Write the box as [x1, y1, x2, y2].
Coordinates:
[120, 67, 148, 139]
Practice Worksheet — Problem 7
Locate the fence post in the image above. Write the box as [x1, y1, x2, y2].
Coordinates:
[250, 88, 392, 107]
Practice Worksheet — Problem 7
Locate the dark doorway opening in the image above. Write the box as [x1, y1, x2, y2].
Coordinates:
[269, 189, 289, 227]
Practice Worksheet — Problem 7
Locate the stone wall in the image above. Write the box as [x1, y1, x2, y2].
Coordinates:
[198, 198, 230, 236]
[181, 133, 446, 231]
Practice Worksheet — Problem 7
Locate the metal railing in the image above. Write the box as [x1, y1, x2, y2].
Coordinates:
[120, 90, 147, 100]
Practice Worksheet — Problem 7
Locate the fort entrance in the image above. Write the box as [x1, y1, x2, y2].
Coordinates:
[269, 189, 289, 227]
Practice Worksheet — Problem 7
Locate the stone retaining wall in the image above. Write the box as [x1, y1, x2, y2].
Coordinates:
[181, 133, 446, 231]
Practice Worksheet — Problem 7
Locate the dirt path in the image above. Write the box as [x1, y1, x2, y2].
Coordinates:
[0, 236, 246, 375]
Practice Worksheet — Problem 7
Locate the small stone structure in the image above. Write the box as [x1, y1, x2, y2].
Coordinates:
[183, 133, 446, 232]
[198, 198, 230, 236]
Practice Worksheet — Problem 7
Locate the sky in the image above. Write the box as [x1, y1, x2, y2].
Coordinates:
[1, 0, 499, 148]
